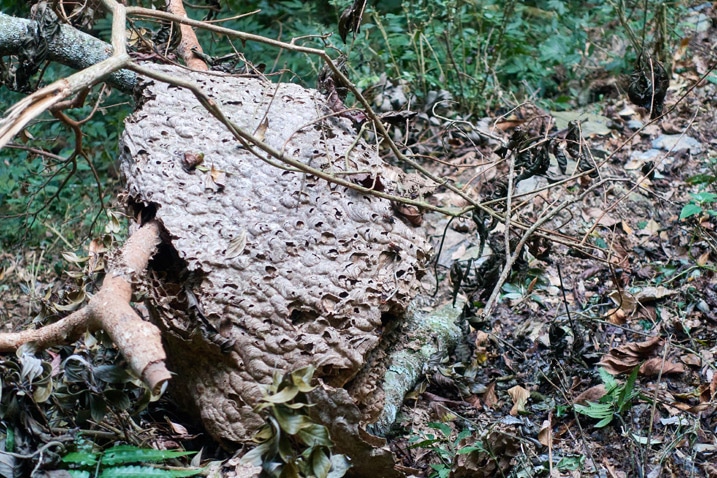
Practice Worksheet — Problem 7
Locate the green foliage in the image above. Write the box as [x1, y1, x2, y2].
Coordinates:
[0, 337, 153, 465]
[556, 454, 585, 471]
[408, 423, 480, 478]
[574, 366, 639, 428]
[680, 192, 717, 220]
[0, 86, 130, 250]
[241, 365, 350, 478]
[62, 444, 199, 477]
[210, 0, 684, 114]
[681, 158, 717, 219]
[0, 0, 689, 250]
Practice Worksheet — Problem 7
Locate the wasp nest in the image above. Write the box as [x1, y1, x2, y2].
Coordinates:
[119, 64, 431, 444]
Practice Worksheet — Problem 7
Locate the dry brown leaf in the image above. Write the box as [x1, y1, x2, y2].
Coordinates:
[166, 418, 190, 436]
[483, 382, 498, 409]
[633, 286, 678, 302]
[225, 230, 247, 259]
[680, 353, 701, 367]
[699, 383, 712, 404]
[639, 357, 686, 376]
[573, 384, 607, 405]
[621, 335, 663, 356]
[685, 403, 711, 414]
[599, 355, 636, 375]
[599, 335, 663, 374]
[466, 394, 481, 409]
[475, 330, 489, 346]
[474, 330, 490, 365]
[392, 202, 423, 226]
[608, 290, 637, 315]
[620, 220, 634, 235]
[502, 352, 515, 372]
[429, 401, 456, 422]
[606, 307, 627, 325]
[637, 219, 661, 236]
[507, 385, 530, 416]
[584, 207, 620, 227]
[254, 117, 269, 141]
[636, 305, 657, 322]
[696, 251, 710, 266]
[602, 457, 628, 478]
[537, 418, 552, 447]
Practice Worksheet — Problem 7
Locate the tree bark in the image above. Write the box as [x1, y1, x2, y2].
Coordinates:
[166, 0, 207, 70]
[0, 12, 137, 92]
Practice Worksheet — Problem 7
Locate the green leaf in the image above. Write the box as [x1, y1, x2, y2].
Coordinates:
[429, 463, 451, 478]
[616, 366, 639, 412]
[89, 394, 108, 423]
[457, 444, 486, 454]
[574, 402, 612, 420]
[273, 405, 313, 435]
[680, 203, 703, 220]
[427, 422, 451, 437]
[33, 379, 53, 403]
[598, 367, 617, 393]
[556, 454, 584, 471]
[67, 471, 92, 478]
[308, 448, 332, 478]
[104, 389, 132, 411]
[455, 429, 472, 443]
[263, 386, 300, 404]
[290, 366, 316, 393]
[98, 465, 200, 477]
[239, 442, 272, 466]
[408, 436, 440, 448]
[253, 424, 275, 442]
[594, 415, 614, 428]
[691, 192, 717, 203]
[295, 424, 331, 447]
[93, 364, 133, 384]
[101, 445, 195, 466]
[62, 450, 99, 467]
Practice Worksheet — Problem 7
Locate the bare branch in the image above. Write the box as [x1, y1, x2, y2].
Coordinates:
[0, 11, 137, 92]
[0, 220, 170, 395]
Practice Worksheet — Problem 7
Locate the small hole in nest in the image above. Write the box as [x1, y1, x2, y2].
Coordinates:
[290, 309, 319, 325]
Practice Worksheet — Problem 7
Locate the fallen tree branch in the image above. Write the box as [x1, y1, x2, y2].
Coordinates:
[0, 0, 131, 148]
[166, 0, 207, 70]
[0, 220, 170, 395]
[368, 298, 465, 437]
[0, 11, 137, 92]
[480, 176, 620, 319]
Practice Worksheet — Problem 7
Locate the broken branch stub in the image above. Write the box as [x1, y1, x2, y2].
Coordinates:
[120, 64, 432, 445]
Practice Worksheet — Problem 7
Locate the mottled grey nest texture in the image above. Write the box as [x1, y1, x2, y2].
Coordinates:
[119, 65, 432, 444]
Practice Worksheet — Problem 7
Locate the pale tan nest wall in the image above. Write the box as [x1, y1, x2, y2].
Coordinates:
[119, 65, 431, 443]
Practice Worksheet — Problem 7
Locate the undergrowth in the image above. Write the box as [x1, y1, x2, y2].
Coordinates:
[0, 0, 691, 249]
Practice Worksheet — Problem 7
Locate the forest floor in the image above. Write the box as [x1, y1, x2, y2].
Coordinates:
[380, 17, 717, 478]
[1, 9, 717, 478]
